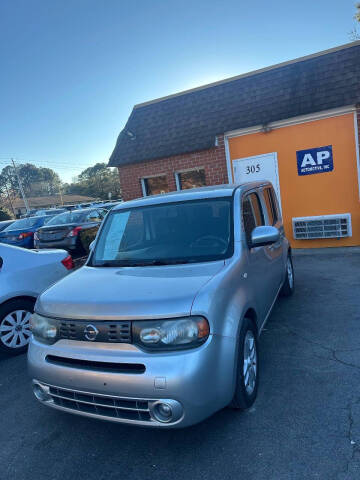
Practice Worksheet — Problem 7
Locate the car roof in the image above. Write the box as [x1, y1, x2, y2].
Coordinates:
[112, 181, 272, 210]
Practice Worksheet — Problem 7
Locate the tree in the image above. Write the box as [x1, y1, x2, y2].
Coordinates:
[66, 163, 121, 200]
[350, 3, 360, 40]
[356, 3, 360, 22]
[0, 163, 62, 199]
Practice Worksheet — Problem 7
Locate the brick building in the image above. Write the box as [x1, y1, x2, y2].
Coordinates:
[109, 41, 360, 248]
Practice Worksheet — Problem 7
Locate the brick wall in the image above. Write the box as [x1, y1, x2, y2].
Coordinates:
[118, 136, 228, 201]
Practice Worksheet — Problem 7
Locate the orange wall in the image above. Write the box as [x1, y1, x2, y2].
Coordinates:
[228, 113, 360, 248]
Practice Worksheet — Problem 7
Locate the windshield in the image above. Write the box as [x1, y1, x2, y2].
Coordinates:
[90, 198, 233, 267]
[3, 216, 39, 231]
[46, 211, 87, 225]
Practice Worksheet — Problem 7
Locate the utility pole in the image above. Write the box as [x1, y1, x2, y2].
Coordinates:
[11, 158, 30, 214]
[58, 182, 64, 205]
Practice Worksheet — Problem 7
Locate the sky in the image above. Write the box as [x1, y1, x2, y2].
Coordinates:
[0, 0, 358, 183]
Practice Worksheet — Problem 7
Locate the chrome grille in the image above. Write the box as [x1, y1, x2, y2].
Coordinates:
[59, 320, 131, 343]
[48, 386, 151, 422]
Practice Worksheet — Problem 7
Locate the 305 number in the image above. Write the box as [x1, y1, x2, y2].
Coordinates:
[245, 164, 260, 174]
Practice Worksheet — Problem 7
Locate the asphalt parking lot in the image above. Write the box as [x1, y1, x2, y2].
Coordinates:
[1, 250, 360, 480]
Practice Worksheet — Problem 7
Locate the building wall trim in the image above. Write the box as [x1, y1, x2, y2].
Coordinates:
[224, 106, 356, 139]
[354, 110, 360, 200]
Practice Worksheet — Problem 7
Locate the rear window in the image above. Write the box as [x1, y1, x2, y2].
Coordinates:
[46, 211, 87, 225]
[3, 217, 39, 231]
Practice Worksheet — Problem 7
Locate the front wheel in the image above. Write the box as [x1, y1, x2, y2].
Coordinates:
[0, 298, 35, 355]
[230, 317, 259, 410]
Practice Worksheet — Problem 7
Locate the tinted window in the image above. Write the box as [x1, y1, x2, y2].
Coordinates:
[242, 193, 264, 246]
[3, 217, 39, 231]
[249, 193, 264, 226]
[86, 210, 103, 222]
[267, 188, 278, 224]
[91, 198, 233, 266]
[264, 189, 275, 225]
[46, 211, 87, 225]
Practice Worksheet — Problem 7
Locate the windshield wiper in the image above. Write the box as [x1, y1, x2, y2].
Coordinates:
[92, 259, 191, 267]
[150, 259, 190, 265]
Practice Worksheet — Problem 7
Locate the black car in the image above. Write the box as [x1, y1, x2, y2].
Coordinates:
[34, 208, 107, 253]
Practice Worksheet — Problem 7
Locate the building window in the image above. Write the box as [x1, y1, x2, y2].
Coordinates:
[175, 169, 206, 190]
[141, 175, 169, 196]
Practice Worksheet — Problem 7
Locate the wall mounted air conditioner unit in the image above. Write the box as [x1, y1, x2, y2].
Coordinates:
[292, 213, 352, 240]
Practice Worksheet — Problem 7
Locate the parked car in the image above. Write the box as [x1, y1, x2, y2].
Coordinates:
[0, 220, 15, 232]
[21, 209, 38, 218]
[34, 208, 66, 216]
[75, 202, 93, 209]
[0, 216, 52, 249]
[0, 244, 74, 355]
[96, 201, 122, 211]
[34, 208, 107, 253]
[28, 182, 294, 428]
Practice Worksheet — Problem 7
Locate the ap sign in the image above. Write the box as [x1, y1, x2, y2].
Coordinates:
[296, 145, 333, 176]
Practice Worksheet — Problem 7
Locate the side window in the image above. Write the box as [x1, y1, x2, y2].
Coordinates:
[242, 193, 264, 246]
[249, 193, 264, 227]
[86, 210, 101, 222]
[264, 188, 278, 225]
[97, 209, 106, 220]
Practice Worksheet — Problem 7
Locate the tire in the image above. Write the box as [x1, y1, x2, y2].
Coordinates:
[0, 298, 35, 355]
[280, 254, 295, 297]
[230, 317, 259, 410]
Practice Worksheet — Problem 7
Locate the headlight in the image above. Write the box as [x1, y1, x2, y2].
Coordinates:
[30, 313, 59, 345]
[132, 316, 210, 351]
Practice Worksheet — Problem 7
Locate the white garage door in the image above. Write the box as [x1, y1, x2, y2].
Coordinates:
[232, 152, 282, 212]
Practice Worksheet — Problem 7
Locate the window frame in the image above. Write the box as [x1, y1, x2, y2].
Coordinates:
[241, 191, 265, 248]
[174, 167, 206, 191]
[263, 187, 279, 226]
[141, 174, 169, 197]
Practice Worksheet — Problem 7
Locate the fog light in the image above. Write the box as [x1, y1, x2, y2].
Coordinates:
[153, 402, 173, 422]
[33, 383, 50, 402]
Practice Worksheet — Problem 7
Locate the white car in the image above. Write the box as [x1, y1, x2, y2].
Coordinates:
[0, 244, 74, 355]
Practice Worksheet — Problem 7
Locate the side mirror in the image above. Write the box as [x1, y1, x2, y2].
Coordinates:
[89, 240, 95, 251]
[251, 226, 280, 247]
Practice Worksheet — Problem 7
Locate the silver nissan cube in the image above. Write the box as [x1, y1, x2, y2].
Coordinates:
[28, 182, 294, 428]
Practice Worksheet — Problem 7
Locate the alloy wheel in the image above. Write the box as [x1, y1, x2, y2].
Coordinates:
[0, 310, 32, 349]
[243, 330, 257, 395]
[287, 258, 294, 290]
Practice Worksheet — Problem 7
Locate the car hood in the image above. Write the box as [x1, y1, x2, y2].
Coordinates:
[36, 261, 225, 320]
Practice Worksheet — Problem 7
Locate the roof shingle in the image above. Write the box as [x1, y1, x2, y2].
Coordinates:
[108, 42, 360, 167]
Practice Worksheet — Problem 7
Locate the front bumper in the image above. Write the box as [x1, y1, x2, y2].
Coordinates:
[36, 237, 77, 250]
[28, 335, 237, 428]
